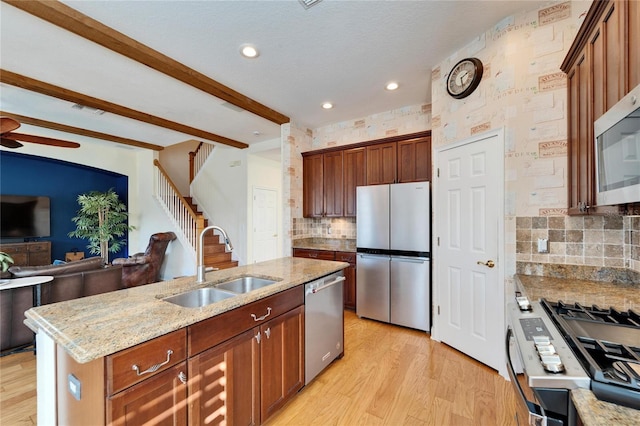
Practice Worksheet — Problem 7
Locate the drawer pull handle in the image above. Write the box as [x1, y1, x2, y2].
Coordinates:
[251, 307, 272, 322]
[132, 350, 173, 376]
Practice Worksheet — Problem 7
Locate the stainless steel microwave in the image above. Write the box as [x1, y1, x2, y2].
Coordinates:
[594, 84, 640, 206]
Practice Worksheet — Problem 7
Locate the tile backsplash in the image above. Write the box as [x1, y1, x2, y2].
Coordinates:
[516, 215, 640, 273]
[292, 217, 356, 240]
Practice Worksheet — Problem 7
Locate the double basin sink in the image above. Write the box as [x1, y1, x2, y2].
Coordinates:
[163, 276, 278, 308]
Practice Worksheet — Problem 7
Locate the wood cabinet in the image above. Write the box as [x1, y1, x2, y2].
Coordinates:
[301, 131, 432, 218]
[366, 142, 397, 185]
[397, 137, 432, 183]
[562, 0, 640, 214]
[293, 248, 356, 310]
[303, 153, 324, 217]
[58, 288, 305, 425]
[0, 241, 51, 266]
[343, 147, 366, 217]
[335, 252, 356, 310]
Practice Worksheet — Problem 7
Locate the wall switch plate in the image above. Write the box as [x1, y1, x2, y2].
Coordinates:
[537, 238, 549, 253]
[68, 374, 81, 400]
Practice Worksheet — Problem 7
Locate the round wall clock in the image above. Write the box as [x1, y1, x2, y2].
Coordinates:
[446, 57, 483, 99]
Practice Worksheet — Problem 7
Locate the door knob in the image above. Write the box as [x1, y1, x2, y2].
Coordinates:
[477, 260, 495, 268]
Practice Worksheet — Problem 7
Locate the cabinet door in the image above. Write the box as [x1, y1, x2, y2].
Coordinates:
[336, 252, 356, 310]
[366, 142, 396, 185]
[628, 0, 640, 90]
[188, 329, 260, 426]
[397, 137, 431, 183]
[303, 154, 324, 217]
[107, 362, 187, 426]
[343, 147, 366, 217]
[323, 151, 343, 217]
[260, 306, 304, 423]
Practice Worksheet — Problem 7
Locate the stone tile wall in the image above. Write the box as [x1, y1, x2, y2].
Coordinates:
[516, 215, 640, 273]
[292, 217, 356, 240]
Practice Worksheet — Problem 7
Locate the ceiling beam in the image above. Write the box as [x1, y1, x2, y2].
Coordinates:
[4, 0, 290, 126]
[1, 111, 165, 151]
[0, 70, 248, 149]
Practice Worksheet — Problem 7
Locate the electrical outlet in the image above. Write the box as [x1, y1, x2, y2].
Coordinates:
[68, 374, 81, 400]
[537, 238, 549, 253]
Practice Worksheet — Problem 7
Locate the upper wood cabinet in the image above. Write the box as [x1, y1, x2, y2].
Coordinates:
[397, 136, 432, 183]
[366, 141, 397, 185]
[561, 0, 639, 215]
[302, 131, 431, 218]
[343, 147, 366, 217]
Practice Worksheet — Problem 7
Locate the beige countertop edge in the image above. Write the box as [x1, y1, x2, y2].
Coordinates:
[571, 388, 639, 426]
[24, 257, 348, 364]
[514, 275, 640, 424]
[292, 238, 356, 252]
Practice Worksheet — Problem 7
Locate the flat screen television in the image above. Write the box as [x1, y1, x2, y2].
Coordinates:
[0, 195, 51, 238]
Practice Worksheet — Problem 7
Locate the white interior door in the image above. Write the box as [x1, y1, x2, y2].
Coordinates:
[433, 130, 504, 373]
[252, 187, 278, 263]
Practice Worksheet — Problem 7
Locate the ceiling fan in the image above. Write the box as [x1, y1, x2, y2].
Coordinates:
[1, 116, 80, 149]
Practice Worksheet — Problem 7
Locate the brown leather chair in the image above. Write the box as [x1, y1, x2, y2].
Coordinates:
[113, 232, 177, 288]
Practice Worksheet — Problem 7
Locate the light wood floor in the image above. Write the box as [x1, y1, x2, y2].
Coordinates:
[0, 311, 519, 425]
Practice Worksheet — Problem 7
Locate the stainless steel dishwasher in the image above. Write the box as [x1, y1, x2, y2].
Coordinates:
[304, 271, 345, 385]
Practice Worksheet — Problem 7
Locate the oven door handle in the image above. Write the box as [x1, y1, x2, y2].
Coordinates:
[506, 327, 563, 426]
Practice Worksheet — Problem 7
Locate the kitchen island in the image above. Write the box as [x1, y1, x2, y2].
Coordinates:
[515, 274, 640, 426]
[25, 257, 348, 425]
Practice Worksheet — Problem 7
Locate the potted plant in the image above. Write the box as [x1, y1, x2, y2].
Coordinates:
[0, 251, 14, 273]
[68, 189, 135, 264]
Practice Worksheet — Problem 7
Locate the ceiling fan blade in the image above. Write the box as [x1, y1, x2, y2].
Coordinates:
[0, 116, 21, 134]
[1, 137, 24, 148]
[4, 132, 80, 148]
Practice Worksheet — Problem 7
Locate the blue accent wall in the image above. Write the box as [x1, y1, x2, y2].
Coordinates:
[0, 151, 130, 262]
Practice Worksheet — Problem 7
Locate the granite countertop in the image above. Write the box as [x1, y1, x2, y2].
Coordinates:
[25, 257, 348, 364]
[292, 237, 356, 253]
[514, 274, 640, 425]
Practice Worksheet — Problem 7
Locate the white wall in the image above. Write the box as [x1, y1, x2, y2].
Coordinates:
[158, 139, 201, 196]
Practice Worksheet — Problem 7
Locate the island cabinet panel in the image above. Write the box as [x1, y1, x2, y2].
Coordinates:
[260, 305, 304, 423]
[343, 147, 366, 217]
[188, 286, 304, 356]
[188, 328, 260, 426]
[107, 362, 188, 426]
[106, 328, 187, 395]
[366, 141, 397, 185]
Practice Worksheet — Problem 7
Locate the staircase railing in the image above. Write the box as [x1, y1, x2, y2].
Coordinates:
[189, 142, 214, 183]
[153, 159, 205, 259]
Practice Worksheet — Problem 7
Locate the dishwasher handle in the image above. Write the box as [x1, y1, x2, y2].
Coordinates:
[307, 276, 346, 295]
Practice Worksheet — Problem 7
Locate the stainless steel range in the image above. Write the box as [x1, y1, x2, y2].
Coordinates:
[506, 293, 640, 426]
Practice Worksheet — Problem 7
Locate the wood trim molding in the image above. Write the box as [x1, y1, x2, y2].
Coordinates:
[0, 70, 248, 149]
[301, 130, 432, 156]
[4, 0, 289, 126]
[0, 111, 165, 151]
[560, 0, 609, 72]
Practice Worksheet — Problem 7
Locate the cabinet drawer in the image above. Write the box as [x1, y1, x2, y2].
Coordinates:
[335, 251, 356, 264]
[27, 242, 49, 252]
[189, 286, 304, 356]
[106, 328, 187, 395]
[28, 252, 51, 266]
[1, 245, 27, 254]
[292, 248, 335, 261]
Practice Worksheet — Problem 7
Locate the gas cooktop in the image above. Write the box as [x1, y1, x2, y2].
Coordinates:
[540, 299, 640, 410]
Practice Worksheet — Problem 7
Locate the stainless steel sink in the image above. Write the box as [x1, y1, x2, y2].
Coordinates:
[215, 276, 277, 294]
[163, 287, 236, 308]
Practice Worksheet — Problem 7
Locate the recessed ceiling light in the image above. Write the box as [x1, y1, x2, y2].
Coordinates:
[322, 102, 333, 109]
[386, 82, 399, 91]
[240, 44, 259, 58]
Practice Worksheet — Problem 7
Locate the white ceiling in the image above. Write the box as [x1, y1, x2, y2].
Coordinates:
[0, 0, 550, 151]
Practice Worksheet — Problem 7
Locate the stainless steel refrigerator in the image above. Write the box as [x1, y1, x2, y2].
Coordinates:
[356, 182, 430, 331]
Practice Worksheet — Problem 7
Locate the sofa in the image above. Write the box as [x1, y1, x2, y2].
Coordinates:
[0, 257, 123, 355]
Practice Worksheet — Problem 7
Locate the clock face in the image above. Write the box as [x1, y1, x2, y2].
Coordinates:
[446, 58, 483, 99]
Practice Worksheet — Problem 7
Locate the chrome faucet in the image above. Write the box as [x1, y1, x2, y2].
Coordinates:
[196, 225, 233, 283]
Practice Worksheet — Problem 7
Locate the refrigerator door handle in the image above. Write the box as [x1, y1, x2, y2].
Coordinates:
[358, 254, 389, 260]
[390, 256, 428, 263]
